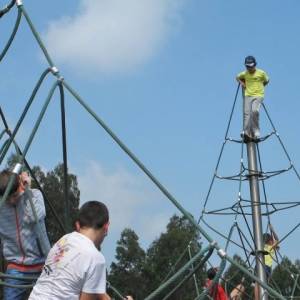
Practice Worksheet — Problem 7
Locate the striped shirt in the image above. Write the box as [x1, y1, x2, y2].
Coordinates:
[0, 189, 50, 267]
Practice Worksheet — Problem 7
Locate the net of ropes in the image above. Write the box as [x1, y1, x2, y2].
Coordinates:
[156, 83, 300, 299]
[1, 1, 300, 299]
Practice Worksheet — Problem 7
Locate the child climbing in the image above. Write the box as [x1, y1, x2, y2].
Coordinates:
[263, 224, 279, 281]
[205, 267, 228, 300]
[236, 56, 269, 142]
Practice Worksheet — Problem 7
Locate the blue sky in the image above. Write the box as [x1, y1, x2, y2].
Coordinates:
[1, 0, 300, 270]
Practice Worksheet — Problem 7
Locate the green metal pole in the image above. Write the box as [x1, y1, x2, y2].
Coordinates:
[162, 247, 214, 300]
[0, 130, 7, 140]
[107, 281, 125, 300]
[22, 81, 58, 157]
[291, 274, 299, 300]
[0, 8, 22, 62]
[58, 83, 71, 232]
[0, 139, 9, 157]
[19, 4, 55, 68]
[0, 81, 58, 210]
[0, 68, 52, 164]
[144, 246, 211, 300]
[188, 244, 200, 297]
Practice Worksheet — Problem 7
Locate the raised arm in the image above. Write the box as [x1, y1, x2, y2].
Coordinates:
[269, 224, 278, 241]
[23, 189, 46, 224]
[269, 224, 279, 249]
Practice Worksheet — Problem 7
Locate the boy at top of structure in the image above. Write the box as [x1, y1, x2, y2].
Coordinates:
[0, 169, 50, 300]
[236, 56, 269, 142]
[205, 267, 228, 300]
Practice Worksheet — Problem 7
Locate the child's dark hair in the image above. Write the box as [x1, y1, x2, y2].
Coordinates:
[263, 233, 272, 244]
[207, 267, 217, 280]
[0, 169, 19, 197]
[77, 201, 109, 229]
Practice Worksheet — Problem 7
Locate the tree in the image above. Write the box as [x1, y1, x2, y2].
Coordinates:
[270, 256, 300, 299]
[108, 215, 205, 300]
[31, 164, 80, 244]
[108, 228, 146, 300]
[143, 215, 205, 300]
[223, 254, 253, 299]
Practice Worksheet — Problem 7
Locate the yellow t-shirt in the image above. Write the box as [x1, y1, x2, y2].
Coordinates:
[264, 244, 275, 267]
[237, 68, 269, 97]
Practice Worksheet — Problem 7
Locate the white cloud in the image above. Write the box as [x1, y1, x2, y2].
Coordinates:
[77, 161, 175, 263]
[44, 0, 184, 74]
[77, 161, 171, 237]
[138, 213, 170, 247]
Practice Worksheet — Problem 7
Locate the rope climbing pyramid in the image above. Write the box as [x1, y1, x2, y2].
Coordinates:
[197, 84, 300, 299]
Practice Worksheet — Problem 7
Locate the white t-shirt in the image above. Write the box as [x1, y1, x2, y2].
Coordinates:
[29, 231, 106, 300]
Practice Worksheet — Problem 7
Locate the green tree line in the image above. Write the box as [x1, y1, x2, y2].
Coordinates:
[108, 215, 206, 300]
[109, 224, 300, 300]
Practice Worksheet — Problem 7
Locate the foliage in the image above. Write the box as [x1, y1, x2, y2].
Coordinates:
[108, 228, 146, 299]
[143, 215, 204, 299]
[31, 164, 80, 244]
[109, 215, 206, 300]
[223, 255, 300, 300]
[270, 256, 300, 299]
[223, 254, 253, 299]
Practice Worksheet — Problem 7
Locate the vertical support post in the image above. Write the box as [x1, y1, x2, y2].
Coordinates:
[188, 244, 200, 297]
[291, 274, 299, 300]
[246, 141, 268, 300]
[59, 83, 70, 232]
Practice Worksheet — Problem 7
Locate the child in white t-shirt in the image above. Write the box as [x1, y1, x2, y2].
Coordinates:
[29, 201, 111, 300]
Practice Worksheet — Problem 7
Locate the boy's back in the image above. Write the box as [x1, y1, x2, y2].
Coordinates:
[29, 231, 106, 300]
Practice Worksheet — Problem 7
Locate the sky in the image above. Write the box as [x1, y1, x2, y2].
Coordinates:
[1, 0, 300, 272]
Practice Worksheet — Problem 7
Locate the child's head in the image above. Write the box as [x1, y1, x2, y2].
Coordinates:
[207, 267, 217, 280]
[0, 169, 22, 205]
[75, 201, 110, 248]
[244, 55, 257, 73]
[263, 233, 273, 244]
